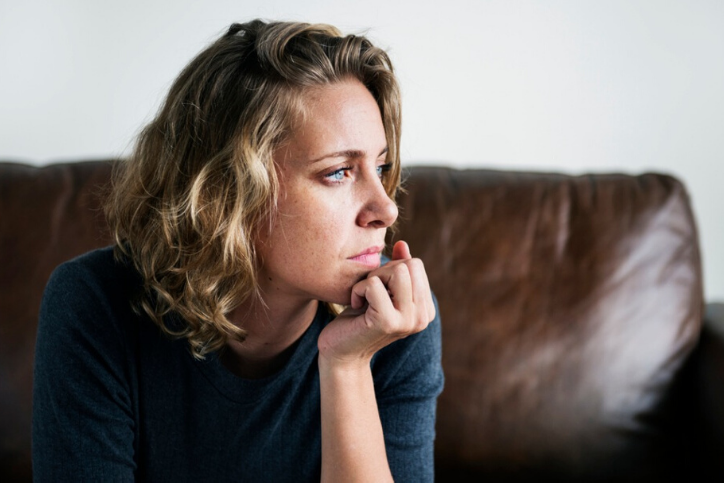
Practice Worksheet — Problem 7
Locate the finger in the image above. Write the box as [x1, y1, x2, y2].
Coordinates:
[406, 258, 436, 325]
[351, 275, 395, 312]
[366, 260, 399, 286]
[357, 276, 396, 323]
[385, 262, 413, 315]
[339, 303, 367, 318]
[392, 240, 411, 261]
[350, 278, 369, 310]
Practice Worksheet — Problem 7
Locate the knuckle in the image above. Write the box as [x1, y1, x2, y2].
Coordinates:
[392, 262, 409, 277]
[382, 318, 403, 336]
[369, 276, 384, 289]
[405, 314, 420, 334]
[406, 258, 424, 274]
[408, 260, 427, 282]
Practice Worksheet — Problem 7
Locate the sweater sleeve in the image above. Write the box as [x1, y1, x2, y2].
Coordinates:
[32, 259, 137, 482]
[372, 293, 445, 483]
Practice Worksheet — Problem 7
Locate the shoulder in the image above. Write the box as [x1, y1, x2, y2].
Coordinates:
[46, 246, 134, 293]
[39, 246, 142, 354]
[34, 247, 140, 480]
[44, 247, 139, 312]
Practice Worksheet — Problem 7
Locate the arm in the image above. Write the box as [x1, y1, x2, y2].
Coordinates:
[318, 355, 391, 482]
[373, 302, 443, 482]
[317, 241, 437, 482]
[32, 260, 136, 482]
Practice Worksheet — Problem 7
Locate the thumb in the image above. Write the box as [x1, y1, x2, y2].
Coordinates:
[392, 240, 412, 261]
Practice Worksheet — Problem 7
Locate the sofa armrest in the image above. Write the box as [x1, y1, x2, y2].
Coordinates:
[694, 302, 724, 471]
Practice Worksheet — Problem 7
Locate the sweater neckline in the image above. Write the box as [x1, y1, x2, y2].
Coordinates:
[190, 303, 331, 404]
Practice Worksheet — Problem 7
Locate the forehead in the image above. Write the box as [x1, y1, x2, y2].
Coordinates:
[281, 79, 387, 162]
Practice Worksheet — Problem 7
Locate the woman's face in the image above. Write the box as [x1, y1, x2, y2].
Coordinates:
[256, 79, 398, 306]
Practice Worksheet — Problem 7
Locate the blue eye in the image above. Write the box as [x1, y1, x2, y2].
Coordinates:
[377, 163, 392, 178]
[325, 168, 351, 182]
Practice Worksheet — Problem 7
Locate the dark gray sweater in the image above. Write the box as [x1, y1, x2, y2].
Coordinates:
[32, 247, 443, 482]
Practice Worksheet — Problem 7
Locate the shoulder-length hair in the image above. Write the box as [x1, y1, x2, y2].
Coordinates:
[105, 19, 402, 359]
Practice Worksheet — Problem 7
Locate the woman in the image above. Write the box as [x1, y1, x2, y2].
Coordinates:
[32, 19, 443, 482]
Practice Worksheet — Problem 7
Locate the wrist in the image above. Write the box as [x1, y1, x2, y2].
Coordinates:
[317, 350, 373, 376]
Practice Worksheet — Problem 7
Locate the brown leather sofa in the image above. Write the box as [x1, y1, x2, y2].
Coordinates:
[1, 160, 722, 482]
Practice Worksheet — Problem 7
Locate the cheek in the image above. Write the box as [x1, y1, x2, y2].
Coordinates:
[297, 204, 350, 254]
[266, 201, 345, 265]
[285, 188, 353, 235]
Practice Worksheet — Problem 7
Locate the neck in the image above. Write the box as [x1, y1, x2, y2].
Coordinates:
[223, 294, 319, 379]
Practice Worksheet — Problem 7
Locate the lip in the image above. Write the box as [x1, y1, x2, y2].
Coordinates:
[348, 245, 384, 268]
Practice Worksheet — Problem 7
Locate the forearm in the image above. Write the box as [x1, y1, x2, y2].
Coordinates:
[318, 355, 394, 483]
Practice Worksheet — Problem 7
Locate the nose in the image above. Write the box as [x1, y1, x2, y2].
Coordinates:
[356, 174, 399, 228]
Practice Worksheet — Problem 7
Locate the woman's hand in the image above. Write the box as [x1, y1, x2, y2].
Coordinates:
[317, 240, 435, 482]
[317, 240, 436, 367]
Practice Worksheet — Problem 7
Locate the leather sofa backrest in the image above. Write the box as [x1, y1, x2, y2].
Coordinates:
[1, 161, 114, 480]
[393, 167, 703, 480]
[0, 161, 704, 481]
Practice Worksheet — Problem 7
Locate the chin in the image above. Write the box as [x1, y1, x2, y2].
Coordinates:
[323, 291, 353, 307]
[315, 269, 371, 306]
[318, 282, 356, 307]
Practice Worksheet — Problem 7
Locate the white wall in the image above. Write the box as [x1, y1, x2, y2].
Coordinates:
[1, 0, 722, 301]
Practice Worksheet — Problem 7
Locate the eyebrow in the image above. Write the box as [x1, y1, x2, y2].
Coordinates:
[309, 146, 388, 164]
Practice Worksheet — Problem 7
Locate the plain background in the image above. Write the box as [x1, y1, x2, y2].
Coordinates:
[1, 0, 722, 301]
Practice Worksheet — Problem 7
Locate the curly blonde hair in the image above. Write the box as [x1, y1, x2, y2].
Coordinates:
[105, 20, 402, 359]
